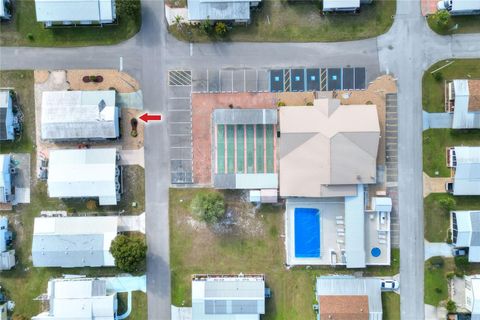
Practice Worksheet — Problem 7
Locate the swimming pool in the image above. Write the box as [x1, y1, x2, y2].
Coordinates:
[294, 208, 320, 258]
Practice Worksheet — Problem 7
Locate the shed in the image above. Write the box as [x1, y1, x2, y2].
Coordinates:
[0, 155, 12, 204]
[323, 0, 360, 11]
[32, 216, 118, 267]
[47, 148, 119, 205]
[41, 90, 119, 141]
[34, 0, 116, 26]
[0, 90, 14, 141]
[371, 197, 392, 213]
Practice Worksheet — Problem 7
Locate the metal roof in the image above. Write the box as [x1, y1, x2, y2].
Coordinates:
[451, 0, 480, 11]
[47, 148, 118, 205]
[192, 276, 265, 319]
[41, 90, 119, 140]
[187, 0, 253, 21]
[34, 0, 116, 23]
[452, 80, 480, 129]
[32, 277, 116, 320]
[213, 109, 277, 125]
[214, 173, 278, 189]
[32, 216, 117, 267]
[0, 91, 14, 141]
[345, 184, 366, 268]
[315, 276, 382, 320]
[453, 147, 480, 195]
[452, 211, 480, 262]
[323, 0, 360, 10]
[0, 216, 8, 252]
[0, 155, 11, 203]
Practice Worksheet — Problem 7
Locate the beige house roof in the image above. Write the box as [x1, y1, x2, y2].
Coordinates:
[279, 99, 380, 197]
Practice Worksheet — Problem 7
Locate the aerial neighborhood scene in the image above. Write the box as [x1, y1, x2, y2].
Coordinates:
[0, 0, 479, 319]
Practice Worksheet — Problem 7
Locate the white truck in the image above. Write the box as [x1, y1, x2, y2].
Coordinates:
[437, 0, 480, 15]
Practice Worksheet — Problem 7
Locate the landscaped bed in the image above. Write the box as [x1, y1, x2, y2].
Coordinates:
[0, 0, 141, 47]
[169, 188, 400, 319]
[427, 14, 480, 36]
[170, 0, 396, 42]
[423, 59, 480, 113]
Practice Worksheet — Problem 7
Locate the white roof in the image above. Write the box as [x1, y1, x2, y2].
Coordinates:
[35, 0, 116, 23]
[453, 147, 480, 195]
[47, 148, 117, 205]
[466, 276, 480, 315]
[323, 0, 360, 10]
[452, 0, 480, 11]
[0, 0, 6, 18]
[371, 197, 392, 212]
[345, 184, 366, 268]
[452, 80, 480, 129]
[452, 211, 480, 262]
[32, 277, 116, 320]
[41, 90, 119, 140]
[0, 155, 11, 203]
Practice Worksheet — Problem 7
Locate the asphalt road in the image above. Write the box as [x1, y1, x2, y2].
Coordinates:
[1, 0, 480, 319]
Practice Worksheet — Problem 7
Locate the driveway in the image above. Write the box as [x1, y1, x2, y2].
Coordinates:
[423, 111, 453, 131]
[423, 173, 452, 197]
[424, 240, 453, 260]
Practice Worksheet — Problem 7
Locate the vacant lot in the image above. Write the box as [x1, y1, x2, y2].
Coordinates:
[170, 188, 399, 319]
[425, 257, 454, 306]
[428, 15, 480, 35]
[423, 59, 480, 113]
[0, 0, 141, 47]
[424, 193, 480, 242]
[423, 128, 480, 177]
[170, 0, 395, 42]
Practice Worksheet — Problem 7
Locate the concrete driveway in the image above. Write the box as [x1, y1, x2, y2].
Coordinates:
[425, 240, 453, 260]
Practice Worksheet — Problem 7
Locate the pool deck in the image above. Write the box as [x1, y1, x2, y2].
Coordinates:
[285, 198, 390, 267]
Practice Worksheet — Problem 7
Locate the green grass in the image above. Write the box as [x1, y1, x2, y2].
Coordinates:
[422, 59, 480, 113]
[424, 257, 454, 306]
[170, 0, 396, 42]
[0, 0, 141, 47]
[423, 128, 480, 177]
[170, 188, 399, 320]
[0, 71, 35, 154]
[424, 193, 480, 242]
[427, 14, 480, 35]
[382, 292, 400, 320]
[117, 292, 148, 320]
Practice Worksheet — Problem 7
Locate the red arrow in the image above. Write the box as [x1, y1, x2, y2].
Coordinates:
[139, 113, 162, 123]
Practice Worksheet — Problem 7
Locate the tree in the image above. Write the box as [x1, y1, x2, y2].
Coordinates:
[439, 196, 456, 211]
[109, 234, 147, 272]
[435, 10, 451, 28]
[12, 315, 29, 320]
[214, 22, 228, 37]
[116, 0, 140, 17]
[455, 255, 469, 270]
[190, 191, 225, 223]
[446, 300, 457, 313]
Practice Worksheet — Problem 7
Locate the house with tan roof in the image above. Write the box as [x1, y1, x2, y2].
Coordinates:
[448, 80, 480, 129]
[279, 98, 380, 198]
[316, 276, 382, 320]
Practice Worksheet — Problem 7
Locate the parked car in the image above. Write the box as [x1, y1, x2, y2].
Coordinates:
[453, 248, 467, 256]
[381, 279, 399, 291]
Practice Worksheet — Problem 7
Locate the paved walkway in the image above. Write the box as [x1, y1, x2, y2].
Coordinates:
[425, 304, 447, 320]
[423, 111, 453, 131]
[423, 173, 452, 197]
[119, 147, 145, 168]
[424, 240, 453, 260]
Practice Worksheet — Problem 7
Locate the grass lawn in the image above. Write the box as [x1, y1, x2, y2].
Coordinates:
[117, 292, 148, 320]
[424, 257, 454, 306]
[424, 193, 480, 242]
[422, 59, 480, 113]
[170, 0, 396, 42]
[382, 292, 400, 320]
[0, 0, 141, 47]
[427, 14, 480, 36]
[170, 188, 399, 320]
[423, 128, 480, 177]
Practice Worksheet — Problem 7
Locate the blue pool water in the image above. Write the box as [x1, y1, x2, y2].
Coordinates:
[294, 208, 320, 258]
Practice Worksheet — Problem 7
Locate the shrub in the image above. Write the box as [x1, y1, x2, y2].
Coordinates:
[446, 300, 456, 313]
[433, 72, 443, 82]
[430, 256, 444, 268]
[439, 196, 456, 212]
[447, 229, 452, 244]
[446, 272, 455, 280]
[131, 118, 138, 130]
[435, 10, 451, 28]
[215, 22, 228, 36]
[306, 101, 314, 106]
[26, 33, 34, 41]
[89, 75, 97, 82]
[86, 200, 97, 211]
[116, 0, 140, 16]
[200, 18, 213, 34]
[455, 256, 469, 269]
[130, 130, 138, 137]
[12, 315, 29, 320]
[190, 191, 225, 224]
[83, 76, 91, 83]
[435, 287, 443, 294]
[277, 101, 286, 107]
[110, 234, 147, 272]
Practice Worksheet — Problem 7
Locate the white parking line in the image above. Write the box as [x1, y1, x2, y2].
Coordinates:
[168, 97, 191, 100]
[170, 146, 192, 149]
